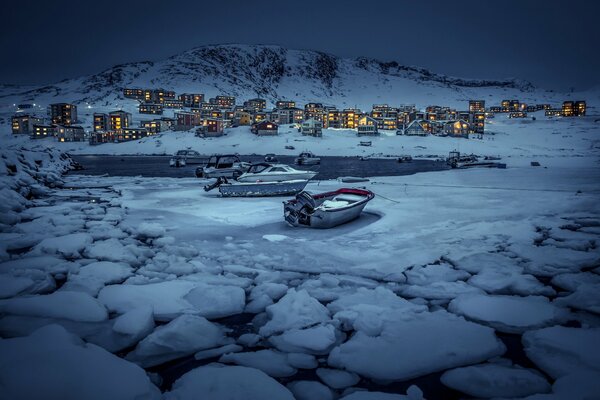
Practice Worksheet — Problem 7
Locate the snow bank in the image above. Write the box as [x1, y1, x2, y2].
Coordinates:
[0, 324, 160, 400]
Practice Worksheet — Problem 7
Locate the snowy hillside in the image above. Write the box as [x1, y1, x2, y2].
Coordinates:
[1, 44, 594, 115]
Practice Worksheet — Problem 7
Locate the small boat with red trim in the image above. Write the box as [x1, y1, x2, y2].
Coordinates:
[283, 188, 375, 228]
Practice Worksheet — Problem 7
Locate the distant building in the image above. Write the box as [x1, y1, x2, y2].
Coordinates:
[273, 107, 303, 125]
[143, 89, 176, 104]
[501, 100, 520, 113]
[563, 101, 586, 117]
[31, 124, 55, 139]
[49, 103, 77, 126]
[301, 118, 323, 137]
[119, 127, 149, 141]
[234, 110, 253, 126]
[469, 100, 485, 113]
[140, 118, 172, 133]
[371, 104, 399, 129]
[56, 125, 85, 142]
[545, 109, 563, 117]
[123, 88, 144, 99]
[175, 111, 202, 130]
[199, 118, 224, 137]
[304, 103, 324, 122]
[108, 110, 132, 132]
[341, 109, 360, 129]
[324, 108, 340, 129]
[93, 113, 109, 132]
[210, 95, 236, 108]
[509, 111, 528, 118]
[89, 132, 115, 145]
[139, 103, 164, 115]
[244, 98, 267, 112]
[489, 106, 502, 113]
[254, 120, 278, 136]
[357, 116, 379, 136]
[179, 93, 204, 108]
[276, 100, 296, 109]
[163, 99, 184, 109]
[469, 112, 485, 134]
[12, 114, 43, 135]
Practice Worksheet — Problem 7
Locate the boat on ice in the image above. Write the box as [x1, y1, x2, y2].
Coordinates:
[397, 155, 413, 163]
[204, 177, 309, 197]
[170, 150, 205, 167]
[237, 163, 317, 183]
[264, 154, 278, 163]
[283, 188, 375, 229]
[295, 152, 321, 166]
[446, 151, 506, 169]
[195, 154, 250, 178]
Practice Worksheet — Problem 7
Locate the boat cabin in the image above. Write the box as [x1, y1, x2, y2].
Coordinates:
[206, 154, 242, 169]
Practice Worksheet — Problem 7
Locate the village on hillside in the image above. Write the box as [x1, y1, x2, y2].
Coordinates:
[10, 89, 587, 145]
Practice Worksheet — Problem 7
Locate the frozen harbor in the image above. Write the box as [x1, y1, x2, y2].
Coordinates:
[1, 145, 600, 399]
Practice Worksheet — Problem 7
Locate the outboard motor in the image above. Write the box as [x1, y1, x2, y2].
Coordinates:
[204, 177, 228, 192]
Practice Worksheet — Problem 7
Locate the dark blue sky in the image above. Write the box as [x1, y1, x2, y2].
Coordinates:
[1, 0, 598, 90]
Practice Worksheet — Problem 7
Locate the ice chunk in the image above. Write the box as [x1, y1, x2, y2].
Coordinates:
[521, 371, 600, 399]
[135, 222, 166, 239]
[448, 294, 567, 333]
[0, 291, 108, 322]
[0, 324, 160, 400]
[328, 310, 506, 381]
[554, 283, 600, 314]
[164, 364, 294, 400]
[84, 238, 138, 265]
[400, 281, 484, 300]
[259, 289, 330, 337]
[511, 243, 600, 276]
[288, 380, 334, 400]
[0, 274, 35, 298]
[551, 272, 600, 291]
[287, 352, 318, 369]
[405, 263, 470, 285]
[440, 363, 551, 398]
[522, 326, 600, 379]
[32, 232, 93, 258]
[263, 234, 289, 242]
[327, 287, 426, 335]
[98, 280, 245, 321]
[340, 386, 423, 399]
[194, 344, 243, 360]
[61, 261, 133, 296]
[112, 305, 155, 337]
[220, 349, 297, 377]
[270, 323, 339, 354]
[316, 367, 360, 389]
[127, 314, 227, 368]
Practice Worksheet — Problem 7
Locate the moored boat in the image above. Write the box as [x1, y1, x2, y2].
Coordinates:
[237, 163, 317, 183]
[283, 188, 375, 229]
[170, 150, 205, 167]
[295, 151, 320, 165]
[204, 177, 309, 197]
[196, 154, 250, 178]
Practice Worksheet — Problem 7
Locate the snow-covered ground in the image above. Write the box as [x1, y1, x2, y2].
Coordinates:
[1, 124, 599, 398]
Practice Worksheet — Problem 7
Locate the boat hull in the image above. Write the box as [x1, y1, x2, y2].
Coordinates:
[219, 180, 309, 197]
[236, 171, 317, 183]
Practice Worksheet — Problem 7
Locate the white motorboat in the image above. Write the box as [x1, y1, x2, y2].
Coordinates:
[204, 177, 309, 197]
[196, 154, 250, 178]
[237, 163, 317, 183]
[284, 188, 375, 228]
[295, 151, 321, 165]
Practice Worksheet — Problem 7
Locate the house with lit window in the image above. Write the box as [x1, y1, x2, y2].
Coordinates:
[468, 112, 485, 133]
[175, 111, 202, 130]
[56, 125, 85, 142]
[324, 108, 340, 129]
[118, 127, 149, 141]
[545, 109, 563, 117]
[93, 113, 109, 132]
[140, 118, 173, 134]
[196, 118, 224, 137]
[357, 116, 379, 136]
[234, 110, 253, 126]
[244, 98, 267, 112]
[209, 95, 236, 108]
[468, 100, 485, 113]
[403, 120, 430, 136]
[49, 103, 77, 126]
[273, 107, 303, 125]
[109, 110, 132, 132]
[301, 118, 323, 137]
[179, 93, 204, 108]
[139, 103, 164, 115]
[143, 89, 176, 104]
[253, 120, 279, 136]
[276, 100, 296, 109]
[89, 132, 115, 145]
[304, 103, 324, 122]
[163, 99, 184, 109]
[509, 112, 528, 118]
[501, 100, 520, 113]
[12, 114, 44, 135]
[562, 101, 586, 117]
[31, 124, 56, 139]
[341, 109, 360, 129]
[123, 88, 144, 99]
[443, 120, 469, 138]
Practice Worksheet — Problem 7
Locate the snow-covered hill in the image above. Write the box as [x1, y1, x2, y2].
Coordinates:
[0, 44, 588, 114]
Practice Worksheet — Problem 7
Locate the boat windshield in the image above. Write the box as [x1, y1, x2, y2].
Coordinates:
[176, 150, 187, 156]
[247, 164, 270, 174]
[216, 156, 240, 168]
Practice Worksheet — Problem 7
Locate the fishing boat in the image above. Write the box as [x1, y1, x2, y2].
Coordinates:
[237, 163, 317, 183]
[169, 150, 205, 167]
[397, 155, 413, 163]
[295, 151, 321, 165]
[446, 151, 506, 169]
[283, 188, 375, 229]
[195, 154, 250, 178]
[204, 177, 309, 197]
